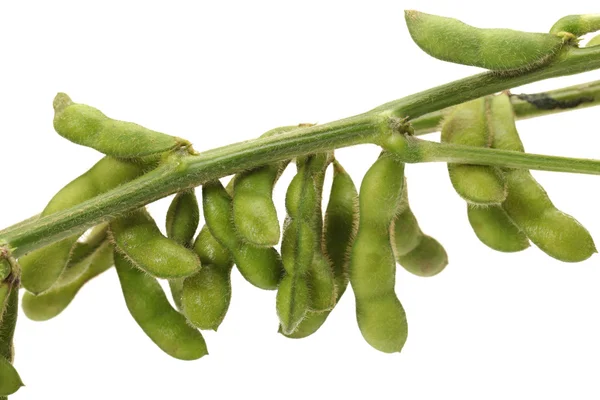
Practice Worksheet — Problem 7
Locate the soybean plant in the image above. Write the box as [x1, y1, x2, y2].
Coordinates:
[3, 9, 600, 397]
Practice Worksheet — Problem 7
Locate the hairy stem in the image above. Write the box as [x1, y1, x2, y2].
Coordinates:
[2, 45, 600, 257]
[411, 80, 600, 135]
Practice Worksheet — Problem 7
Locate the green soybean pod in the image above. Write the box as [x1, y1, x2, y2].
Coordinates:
[441, 97, 506, 205]
[405, 10, 564, 72]
[587, 34, 600, 47]
[181, 226, 234, 331]
[22, 242, 114, 321]
[53, 93, 188, 158]
[20, 156, 147, 294]
[302, 153, 336, 312]
[166, 190, 200, 310]
[277, 165, 317, 333]
[349, 152, 408, 353]
[114, 252, 208, 360]
[489, 93, 596, 262]
[166, 190, 200, 247]
[550, 14, 600, 37]
[0, 355, 23, 396]
[467, 204, 530, 252]
[110, 209, 201, 279]
[232, 125, 297, 247]
[502, 169, 596, 262]
[203, 180, 283, 290]
[284, 160, 359, 339]
[392, 183, 449, 277]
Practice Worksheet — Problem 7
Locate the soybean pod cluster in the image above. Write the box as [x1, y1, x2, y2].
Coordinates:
[2, 9, 600, 397]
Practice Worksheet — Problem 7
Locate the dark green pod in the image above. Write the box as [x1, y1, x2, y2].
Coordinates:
[20, 156, 147, 294]
[110, 209, 201, 279]
[203, 180, 283, 290]
[114, 252, 208, 360]
[22, 242, 114, 321]
[550, 14, 600, 37]
[467, 204, 530, 252]
[166, 190, 200, 248]
[53, 93, 187, 158]
[349, 152, 408, 353]
[406, 10, 564, 72]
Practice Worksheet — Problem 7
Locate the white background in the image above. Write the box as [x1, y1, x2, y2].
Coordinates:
[2, 1, 600, 399]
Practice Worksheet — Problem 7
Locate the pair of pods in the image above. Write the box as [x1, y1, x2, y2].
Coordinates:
[0, 271, 23, 397]
[276, 152, 337, 335]
[406, 11, 600, 73]
[442, 94, 596, 262]
[166, 189, 234, 332]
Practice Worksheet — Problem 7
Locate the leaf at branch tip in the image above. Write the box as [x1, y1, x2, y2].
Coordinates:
[0, 355, 24, 396]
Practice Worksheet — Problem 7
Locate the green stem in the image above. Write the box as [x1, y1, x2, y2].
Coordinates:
[411, 80, 600, 135]
[3, 45, 600, 257]
[384, 136, 600, 175]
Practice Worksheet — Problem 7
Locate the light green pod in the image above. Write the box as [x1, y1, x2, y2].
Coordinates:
[397, 236, 448, 277]
[181, 226, 234, 331]
[283, 161, 359, 339]
[441, 97, 506, 205]
[392, 181, 448, 277]
[22, 242, 114, 321]
[349, 152, 408, 353]
[114, 252, 208, 360]
[0, 355, 23, 397]
[181, 264, 232, 331]
[110, 209, 201, 279]
[203, 180, 283, 290]
[166, 190, 200, 248]
[405, 10, 564, 72]
[489, 93, 596, 262]
[166, 190, 200, 310]
[550, 14, 600, 37]
[587, 34, 600, 47]
[502, 169, 596, 262]
[467, 204, 530, 252]
[20, 156, 147, 294]
[53, 93, 188, 158]
[232, 125, 297, 246]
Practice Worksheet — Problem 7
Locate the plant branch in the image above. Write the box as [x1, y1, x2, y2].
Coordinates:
[411, 80, 600, 135]
[3, 45, 600, 257]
